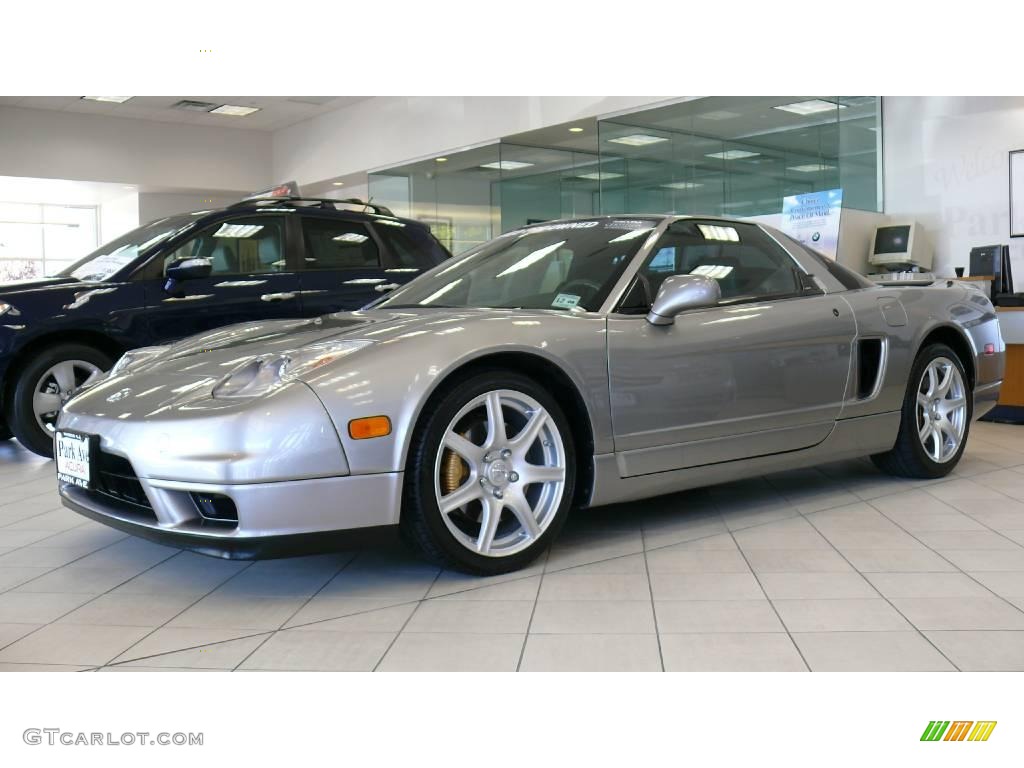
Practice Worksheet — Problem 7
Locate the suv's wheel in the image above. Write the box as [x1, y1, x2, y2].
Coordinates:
[402, 370, 576, 575]
[871, 342, 971, 479]
[7, 343, 112, 458]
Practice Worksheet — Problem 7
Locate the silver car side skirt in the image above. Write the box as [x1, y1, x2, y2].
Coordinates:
[587, 410, 900, 508]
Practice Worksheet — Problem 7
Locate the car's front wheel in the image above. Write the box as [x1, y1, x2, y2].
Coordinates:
[7, 343, 112, 458]
[402, 370, 575, 574]
[871, 342, 971, 478]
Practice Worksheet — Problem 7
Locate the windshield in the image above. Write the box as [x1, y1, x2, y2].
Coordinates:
[378, 218, 658, 312]
[58, 214, 197, 282]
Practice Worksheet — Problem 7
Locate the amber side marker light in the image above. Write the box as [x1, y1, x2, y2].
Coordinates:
[349, 416, 392, 439]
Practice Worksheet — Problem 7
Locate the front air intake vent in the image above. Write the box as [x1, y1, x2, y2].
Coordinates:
[172, 100, 218, 112]
[857, 338, 884, 399]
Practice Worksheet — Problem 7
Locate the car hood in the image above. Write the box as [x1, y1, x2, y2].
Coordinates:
[139, 307, 582, 377]
[0, 276, 85, 296]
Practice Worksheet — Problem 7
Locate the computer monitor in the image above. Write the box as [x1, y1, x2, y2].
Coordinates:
[868, 222, 932, 271]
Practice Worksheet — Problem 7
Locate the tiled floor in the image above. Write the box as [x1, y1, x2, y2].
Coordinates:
[2, 421, 1024, 671]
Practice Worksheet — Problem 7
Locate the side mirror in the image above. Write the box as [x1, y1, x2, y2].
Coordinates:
[646, 274, 721, 326]
[164, 258, 212, 296]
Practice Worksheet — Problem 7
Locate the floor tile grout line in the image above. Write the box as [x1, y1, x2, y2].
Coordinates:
[638, 522, 666, 671]
[0, 522, 126, 576]
[97, 557, 265, 669]
[227, 552, 362, 672]
[795, 505, 962, 672]
[371, 568, 444, 672]
[514, 548, 548, 672]
[863, 495, 1024, 621]
[707, 492, 812, 672]
[0, 544, 186, 658]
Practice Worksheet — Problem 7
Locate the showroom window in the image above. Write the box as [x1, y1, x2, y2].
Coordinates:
[629, 220, 801, 305]
[0, 202, 99, 281]
[163, 216, 286, 275]
[301, 218, 380, 269]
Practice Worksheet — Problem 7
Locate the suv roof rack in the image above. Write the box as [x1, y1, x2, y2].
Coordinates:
[230, 196, 396, 218]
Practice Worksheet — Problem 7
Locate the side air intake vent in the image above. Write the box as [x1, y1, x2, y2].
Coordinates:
[857, 338, 884, 399]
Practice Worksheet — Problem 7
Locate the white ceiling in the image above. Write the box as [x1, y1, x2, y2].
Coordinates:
[0, 96, 372, 132]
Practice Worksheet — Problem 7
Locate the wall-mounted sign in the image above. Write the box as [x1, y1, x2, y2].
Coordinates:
[780, 188, 843, 259]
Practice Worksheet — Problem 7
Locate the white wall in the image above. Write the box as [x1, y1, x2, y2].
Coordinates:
[272, 96, 677, 186]
[99, 192, 139, 243]
[138, 192, 242, 223]
[0, 105, 272, 193]
[883, 96, 1024, 278]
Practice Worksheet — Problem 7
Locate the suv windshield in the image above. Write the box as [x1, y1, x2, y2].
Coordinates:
[58, 214, 197, 282]
[378, 218, 658, 312]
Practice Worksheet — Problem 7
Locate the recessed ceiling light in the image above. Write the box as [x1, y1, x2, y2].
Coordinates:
[577, 172, 624, 181]
[608, 134, 668, 147]
[773, 99, 846, 116]
[705, 150, 760, 160]
[568, 127, 584, 133]
[435, 157, 448, 163]
[210, 104, 260, 117]
[479, 161, 534, 170]
[787, 163, 836, 173]
[661, 181, 703, 190]
[81, 96, 132, 103]
[332, 181, 345, 186]
[172, 99, 219, 112]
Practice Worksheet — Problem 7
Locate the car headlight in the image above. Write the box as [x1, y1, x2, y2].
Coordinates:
[0, 301, 20, 317]
[212, 340, 373, 399]
[109, 345, 170, 377]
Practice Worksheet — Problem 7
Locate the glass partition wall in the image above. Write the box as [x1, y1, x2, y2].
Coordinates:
[368, 97, 881, 254]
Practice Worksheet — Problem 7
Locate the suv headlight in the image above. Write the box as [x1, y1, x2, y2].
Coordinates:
[212, 340, 372, 399]
[109, 345, 169, 377]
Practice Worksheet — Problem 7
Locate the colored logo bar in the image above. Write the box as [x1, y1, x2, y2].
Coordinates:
[921, 721, 997, 742]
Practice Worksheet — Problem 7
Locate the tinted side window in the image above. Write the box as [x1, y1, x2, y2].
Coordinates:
[163, 216, 285, 275]
[301, 218, 380, 270]
[377, 223, 451, 268]
[633, 221, 801, 305]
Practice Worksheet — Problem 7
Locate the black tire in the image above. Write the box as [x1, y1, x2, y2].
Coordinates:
[871, 343, 972, 479]
[7, 343, 113, 458]
[401, 370, 576, 575]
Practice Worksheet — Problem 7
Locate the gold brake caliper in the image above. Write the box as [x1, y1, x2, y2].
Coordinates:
[440, 432, 471, 495]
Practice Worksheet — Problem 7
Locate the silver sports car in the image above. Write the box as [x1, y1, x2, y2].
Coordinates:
[55, 215, 1004, 574]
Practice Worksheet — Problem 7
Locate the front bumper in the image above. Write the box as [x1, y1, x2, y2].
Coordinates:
[59, 471, 403, 559]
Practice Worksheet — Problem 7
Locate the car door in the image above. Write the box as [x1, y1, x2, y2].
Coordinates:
[606, 219, 856, 477]
[294, 213, 394, 315]
[137, 213, 303, 341]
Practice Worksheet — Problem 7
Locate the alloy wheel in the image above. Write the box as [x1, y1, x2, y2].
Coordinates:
[434, 389, 566, 557]
[915, 356, 967, 463]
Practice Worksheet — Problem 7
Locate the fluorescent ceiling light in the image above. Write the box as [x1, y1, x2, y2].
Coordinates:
[608, 134, 668, 147]
[568, 127, 584, 133]
[705, 150, 760, 160]
[435, 157, 448, 163]
[691, 264, 734, 279]
[696, 110, 740, 121]
[333, 232, 368, 244]
[479, 161, 534, 170]
[577, 172, 624, 181]
[661, 181, 703, 190]
[213, 224, 263, 238]
[332, 181, 345, 186]
[787, 163, 836, 173]
[697, 224, 740, 241]
[773, 99, 846, 116]
[81, 96, 132, 103]
[210, 105, 261, 117]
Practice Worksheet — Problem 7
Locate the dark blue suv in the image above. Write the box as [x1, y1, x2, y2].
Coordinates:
[0, 195, 450, 457]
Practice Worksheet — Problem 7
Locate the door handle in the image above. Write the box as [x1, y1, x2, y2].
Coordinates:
[374, 283, 400, 293]
[260, 292, 297, 302]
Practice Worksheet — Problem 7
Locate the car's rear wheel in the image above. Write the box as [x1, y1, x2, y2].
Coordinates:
[871, 343, 971, 478]
[402, 370, 575, 574]
[7, 343, 112, 458]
